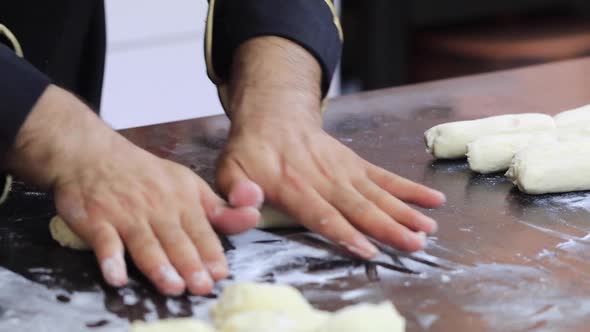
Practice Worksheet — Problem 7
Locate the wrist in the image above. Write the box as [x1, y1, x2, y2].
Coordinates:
[5, 85, 110, 188]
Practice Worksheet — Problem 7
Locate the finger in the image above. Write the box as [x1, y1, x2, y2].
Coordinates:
[216, 156, 264, 208]
[272, 176, 379, 260]
[54, 188, 129, 287]
[91, 223, 128, 287]
[198, 178, 260, 234]
[152, 218, 214, 296]
[367, 165, 446, 208]
[355, 179, 438, 234]
[182, 207, 228, 282]
[327, 184, 426, 252]
[119, 221, 186, 296]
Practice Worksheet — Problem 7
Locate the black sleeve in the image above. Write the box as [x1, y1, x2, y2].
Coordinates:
[205, 0, 343, 97]
[0, 42, 51, 159]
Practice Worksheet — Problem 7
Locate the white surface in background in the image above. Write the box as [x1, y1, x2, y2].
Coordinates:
[101, 0, 340, 130]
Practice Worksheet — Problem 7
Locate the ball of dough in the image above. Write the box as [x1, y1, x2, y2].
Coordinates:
[424, 113, 555, 159]
[131, 318, 215, 332]
[49, 216, 90, 250]
[257, 205, 299, 229]
[316, 302, 405, 332]
[218, 309, 329, 332]
[211, 283, 312, 326]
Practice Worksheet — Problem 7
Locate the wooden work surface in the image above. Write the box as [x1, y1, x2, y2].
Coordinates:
[3, 58, 590, 331]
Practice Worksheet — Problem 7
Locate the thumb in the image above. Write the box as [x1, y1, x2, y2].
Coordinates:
[216, 156, 264, 208]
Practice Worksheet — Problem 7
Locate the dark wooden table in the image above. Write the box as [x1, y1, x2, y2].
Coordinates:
[3, 59, 590, 331]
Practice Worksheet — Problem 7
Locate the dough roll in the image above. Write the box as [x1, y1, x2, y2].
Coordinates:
[554, 104, 590, 128]
[424, 113, 555, 159]
[467, 127, 590, 174]
[506, 140, 590, 194]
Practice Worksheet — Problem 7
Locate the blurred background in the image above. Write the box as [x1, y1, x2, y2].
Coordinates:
[101, 0, 590, 129]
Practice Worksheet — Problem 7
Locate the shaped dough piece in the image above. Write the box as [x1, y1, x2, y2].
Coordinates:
[49, 216, 90, 250]
[506, 140, 590, 194]
[257, 205, 299, 229]
[211, 283, 312, 326]
[467, 127, 590, 174]
[131, 318, 215, 332]
[424, 113, 555, 159]
[554, 104, 590, 128]
[316, 302, 405, 332]
[218, 310, 329, 332]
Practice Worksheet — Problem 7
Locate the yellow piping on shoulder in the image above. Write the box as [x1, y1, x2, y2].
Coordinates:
[0, 24, 23, 57]
[323, 0, 343, 41]
[0, 176, 13, 205]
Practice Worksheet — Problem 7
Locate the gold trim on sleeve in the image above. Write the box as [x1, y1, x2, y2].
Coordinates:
[205, 0, 223, 84]
[323, 0, 343, 41]
[0, 176, 13, 205]
[0, 24, 24, 57]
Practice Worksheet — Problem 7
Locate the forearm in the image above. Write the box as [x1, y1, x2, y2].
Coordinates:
[227, 36, 323, 125]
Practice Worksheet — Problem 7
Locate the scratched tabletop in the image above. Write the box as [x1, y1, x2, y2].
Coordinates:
[4, 58, 590, 331]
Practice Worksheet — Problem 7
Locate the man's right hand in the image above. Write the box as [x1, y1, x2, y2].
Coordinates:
[4, 85, 260, 295]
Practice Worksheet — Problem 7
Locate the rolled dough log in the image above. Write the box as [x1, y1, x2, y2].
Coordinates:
[218, 310, 329, 332]
[316, 302, 405, 332]
[211, 283, 312, 326]
[554, 104, 590, 128]
[130, 318, 215, 332]
[424, 113, 555, 159]
[467, 127, 590, 174]
[49, 216, 90, 250]
[506, 140, 590, 194]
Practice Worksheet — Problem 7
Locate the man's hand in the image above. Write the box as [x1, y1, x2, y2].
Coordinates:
[4, 85, 261, 295]
[217, 37, 446, 258]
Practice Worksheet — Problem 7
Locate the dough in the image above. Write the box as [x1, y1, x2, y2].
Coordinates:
[424, 113, 555, 159]
[467, 127, 590, 174]
[211, 283, 312, 326]
[131, 318, 215, 332]
[554, 104, 590, 128]
[218, 310, 329, 332]
[506, 139, 590, 194]
[257, 205, 299, 229]
[316, 302, 405, 332]
[49, 216, 90, 250]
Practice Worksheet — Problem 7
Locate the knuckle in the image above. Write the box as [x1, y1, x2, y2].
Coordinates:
[350, 199, 375, 220]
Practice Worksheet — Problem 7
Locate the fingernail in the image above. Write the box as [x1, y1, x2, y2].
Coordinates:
[101, 254, 127, 287]
[419, 215, 438, 234]
[211, 206, 225, 218]
[414, 231, 427, 247]
[159, 264, 184, 285]
[190, 270, 214, 291]
[340, 236, 379, 259]
[206, 261, 229, 278]
[435, 191, 447, 203]
[252, 183, 264, 209]
[61, 199, 88, 221]
[244, 206, 261, 217]
[354, 236, 380, 258]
